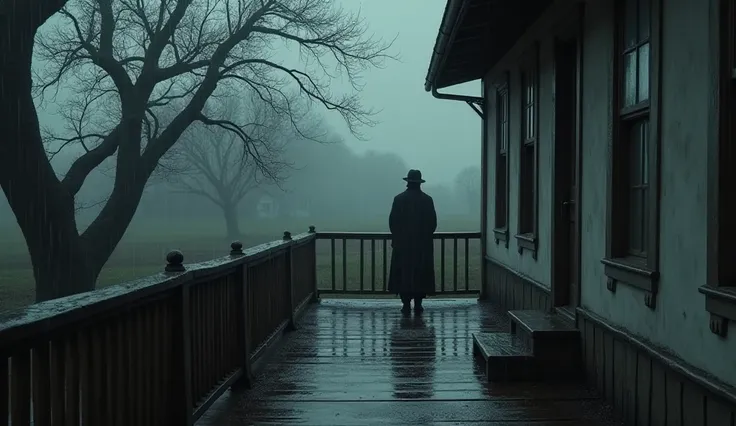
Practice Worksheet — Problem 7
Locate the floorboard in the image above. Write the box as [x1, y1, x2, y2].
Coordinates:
[196, 299, 622, 425]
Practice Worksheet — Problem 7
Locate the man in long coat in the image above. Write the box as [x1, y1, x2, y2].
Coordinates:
[387, 169, 437, 314]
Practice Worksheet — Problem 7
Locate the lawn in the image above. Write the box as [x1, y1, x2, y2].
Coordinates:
[0, 215, 480, 312]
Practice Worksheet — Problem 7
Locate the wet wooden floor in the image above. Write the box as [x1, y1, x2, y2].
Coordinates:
[197, 299, 622, 425]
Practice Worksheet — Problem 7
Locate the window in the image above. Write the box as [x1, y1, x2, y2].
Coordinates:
[602, 0, 660, 308]
[700, 0, 736, 337]
[718, 0, 736, 287]
[493, 78, 510, 245]
[516, 47, 539, 255]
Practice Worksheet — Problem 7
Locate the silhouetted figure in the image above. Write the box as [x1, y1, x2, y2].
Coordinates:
[388, 169, 437, 314]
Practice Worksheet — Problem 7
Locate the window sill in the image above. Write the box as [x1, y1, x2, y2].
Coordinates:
[515, 233, 537, 259]
[601, 257, 659, 309]
[698, 285, 736, 338]
[493, 228, 509, 246]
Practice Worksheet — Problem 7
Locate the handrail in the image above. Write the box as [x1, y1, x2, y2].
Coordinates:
[314, 231, 482, 295]
[316, 231, 481, 239]
[0, 232, 316, 351]
[0, 229, 318, 425]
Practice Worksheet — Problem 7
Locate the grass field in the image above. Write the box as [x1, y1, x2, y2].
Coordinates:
[0, 215, 480, 312]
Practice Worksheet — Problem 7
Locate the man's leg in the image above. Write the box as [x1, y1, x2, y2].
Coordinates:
[413, 295, 424, 314]
[400, 294, 412, 313]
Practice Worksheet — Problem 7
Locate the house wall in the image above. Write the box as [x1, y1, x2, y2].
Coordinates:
[481, 0, 736, 405]
[484, 3, 567, 290]
[577, 0, 736, 387]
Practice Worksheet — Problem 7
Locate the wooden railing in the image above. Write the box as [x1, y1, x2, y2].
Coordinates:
[0, 229, 317, 426]
[315, 231, 482, 295]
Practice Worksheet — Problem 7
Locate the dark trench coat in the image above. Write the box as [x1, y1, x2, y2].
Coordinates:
[387, 188, 437, 296]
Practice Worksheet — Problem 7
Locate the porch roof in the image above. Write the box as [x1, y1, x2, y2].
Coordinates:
[424, 0, 553, 92]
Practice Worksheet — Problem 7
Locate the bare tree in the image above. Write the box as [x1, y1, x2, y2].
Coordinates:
[454, 166, 481, 215]
[173, 95, 288, 240]
[5, 0, 392, 301]
[1, 0, 74, 300]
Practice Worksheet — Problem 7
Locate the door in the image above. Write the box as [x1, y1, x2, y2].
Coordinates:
[553, 33, 581, 311]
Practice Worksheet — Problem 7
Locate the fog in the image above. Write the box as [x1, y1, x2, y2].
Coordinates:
[0, 0, 481, 309]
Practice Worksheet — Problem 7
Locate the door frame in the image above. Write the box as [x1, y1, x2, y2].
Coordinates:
[550, 5, 584, 315]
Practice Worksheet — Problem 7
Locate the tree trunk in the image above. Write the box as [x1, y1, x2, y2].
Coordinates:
[1, 6, 97, 302]
[222, 203, 241, 241]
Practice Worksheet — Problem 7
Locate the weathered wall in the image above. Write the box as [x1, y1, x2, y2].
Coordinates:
[578, 0, 736, 386]
[483, 0, 736, 386]
[483, 2, 576, 288]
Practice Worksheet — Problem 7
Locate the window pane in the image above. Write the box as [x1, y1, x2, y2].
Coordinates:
[529, 78, 535, 104]
[501, 123, 508, 152]
[639, 0, 650, 41]
[624, 0, 638, 49]
[623, 51, 637, 107]
[529, 107, 535, 139]
[637, 43, 650, 102]
[629, 122, 642, 185]
[629, 189, 643, 253]
[641, 119, 649, 184]
[641, 187, 648, 254]
[496, 156, 508, 228]
[520, 144, 536, 233]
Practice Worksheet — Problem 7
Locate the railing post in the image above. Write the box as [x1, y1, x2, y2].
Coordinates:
[165, 250, 185, 273]
[167, 251, 193, 425]
[478, 234, 488, 301]
[230, 242, 254, 389]
[283, 231, 297, 331]
[308, 226, 320, 303]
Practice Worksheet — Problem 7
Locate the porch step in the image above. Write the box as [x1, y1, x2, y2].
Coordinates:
[472, 332, 535, 381]
[508, 309, 579, 340]
[506, 310, 583, 381]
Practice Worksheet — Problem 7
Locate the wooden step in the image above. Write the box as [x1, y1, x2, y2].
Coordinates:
[472, 332, 536, 381]
[508, 310, 579, 340]
[506, 310, 583, 381]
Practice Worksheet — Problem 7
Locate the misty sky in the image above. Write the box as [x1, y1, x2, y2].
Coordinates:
[33, 0, 481, 187]
[334, 0, 481, 185]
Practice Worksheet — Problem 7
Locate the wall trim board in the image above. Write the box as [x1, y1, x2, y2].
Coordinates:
[485, 256, 551, 312]
[577, 307, 736, 425]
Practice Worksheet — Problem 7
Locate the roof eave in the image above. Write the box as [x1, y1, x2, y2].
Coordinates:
[424, 0, 464, 92]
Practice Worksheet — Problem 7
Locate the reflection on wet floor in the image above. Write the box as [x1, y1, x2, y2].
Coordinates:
[197, 299, 621, 425]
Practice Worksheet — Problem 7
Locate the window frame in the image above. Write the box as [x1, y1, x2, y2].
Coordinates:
[515, 43, 540, 258]
[699, 0, 736, 337]
[493, 73, 511, 247]
[602, 0, 662, 309]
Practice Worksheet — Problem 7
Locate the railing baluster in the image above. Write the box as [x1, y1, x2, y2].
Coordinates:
[342, 239, 347, 291]
[382, 239, 388, 291]
[284, 231, 296, 330]
[104, 324, 115, 425]
[371, 239, 376, 292]
[10, 351, 31, 425]
[440, 238, 446, 293]
[453, 238, 458, 292]
[331, 238, 336, 291]
[0, 231, 322, 425]
[32, 343, 51, 426]
[0, 357, 6, 426]
[465, 238, 470, 291]
[359, 239, 365, 292]
[65, 334, 80, 424]
[313, 232, 482, 295]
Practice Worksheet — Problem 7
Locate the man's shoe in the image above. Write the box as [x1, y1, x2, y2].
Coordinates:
[414, 304, 424, 315]
[401, 304, 411, 314]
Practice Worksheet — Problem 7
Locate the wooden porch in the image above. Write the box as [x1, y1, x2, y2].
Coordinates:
[197, 299, 619, 425]
[0, 229, 621, 425]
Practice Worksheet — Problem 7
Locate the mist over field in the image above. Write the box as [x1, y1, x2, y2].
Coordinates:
[0, 0, 481, 312]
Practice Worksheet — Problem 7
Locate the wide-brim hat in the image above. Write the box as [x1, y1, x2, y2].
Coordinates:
[403, 169, 425, 183]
